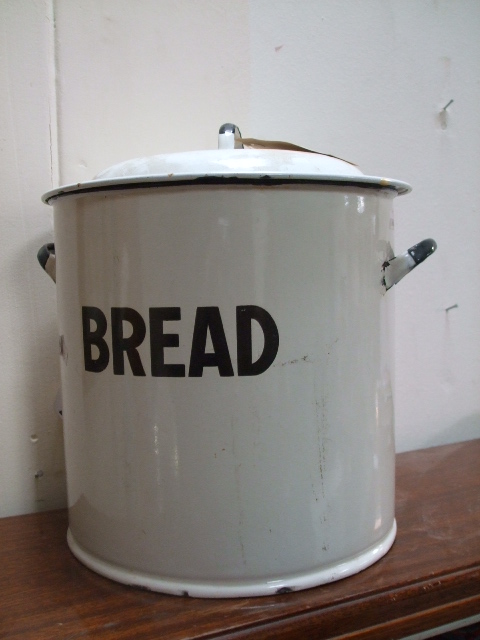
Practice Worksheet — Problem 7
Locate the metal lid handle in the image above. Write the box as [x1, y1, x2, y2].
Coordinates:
[218, 123, 243, 150]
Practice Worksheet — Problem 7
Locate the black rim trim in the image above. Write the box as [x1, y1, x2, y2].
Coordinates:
[45, 176, 402, 203]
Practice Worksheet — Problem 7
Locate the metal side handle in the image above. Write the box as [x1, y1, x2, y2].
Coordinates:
[37, 243, 56, 283]
[383, 239, 437, 291]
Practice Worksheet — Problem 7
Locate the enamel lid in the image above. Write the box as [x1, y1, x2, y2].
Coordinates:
[42, 123, 410, 203]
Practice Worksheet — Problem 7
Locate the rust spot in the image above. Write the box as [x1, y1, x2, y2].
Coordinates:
[280, 355, 311, 366]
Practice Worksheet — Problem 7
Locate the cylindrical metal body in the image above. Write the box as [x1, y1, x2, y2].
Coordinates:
[52, 182, 397, 597]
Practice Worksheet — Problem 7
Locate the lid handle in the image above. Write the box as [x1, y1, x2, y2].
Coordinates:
[218, 123, 244, 150]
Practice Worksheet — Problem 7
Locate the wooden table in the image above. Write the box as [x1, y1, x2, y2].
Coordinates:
[1, 440, 479, 639]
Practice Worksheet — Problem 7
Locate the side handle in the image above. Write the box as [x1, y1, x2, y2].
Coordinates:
[383, 238, 437, 291]
[37, 243, 56, 283]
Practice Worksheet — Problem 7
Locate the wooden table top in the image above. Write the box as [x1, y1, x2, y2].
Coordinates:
[1, 439, 479, 639]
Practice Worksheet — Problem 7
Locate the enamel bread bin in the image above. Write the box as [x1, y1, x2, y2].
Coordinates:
[38, 124, 436, 597]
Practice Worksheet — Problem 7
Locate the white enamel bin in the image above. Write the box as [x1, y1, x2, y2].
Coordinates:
[39, 124, 437, 597]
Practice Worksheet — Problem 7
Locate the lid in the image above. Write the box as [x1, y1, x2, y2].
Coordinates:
[42, 123, 410, 203]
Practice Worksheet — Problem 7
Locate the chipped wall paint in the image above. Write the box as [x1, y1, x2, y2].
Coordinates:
[0, 0, 479, 516]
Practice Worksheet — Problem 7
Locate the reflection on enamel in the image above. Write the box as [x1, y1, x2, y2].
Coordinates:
[218, 217, 229, 241]
[153, 423, 179, 481]
[357, 196, 365, 214]
[153, 424, 159, 455]
[153, 424, 161, 486]
[172, 443, 180, 476]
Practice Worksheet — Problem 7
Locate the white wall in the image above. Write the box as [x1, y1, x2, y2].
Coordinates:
[0, 0, 66, 517]
[1, 0, 479, 517]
